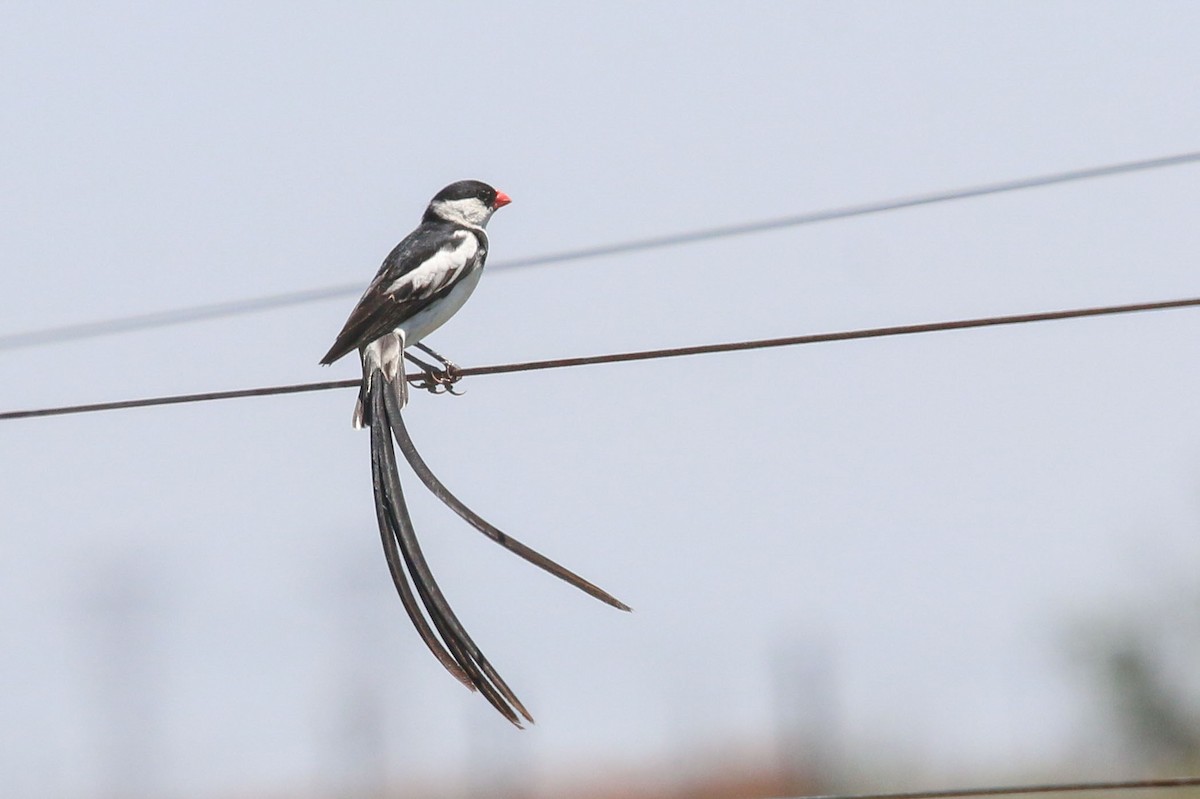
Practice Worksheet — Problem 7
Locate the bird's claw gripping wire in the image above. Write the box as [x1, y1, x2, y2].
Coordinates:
[403, 350, 465, 396]
[406, 365, 463, 395]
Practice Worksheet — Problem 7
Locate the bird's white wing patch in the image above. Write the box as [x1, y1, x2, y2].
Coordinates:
[387, 232, 478, 299]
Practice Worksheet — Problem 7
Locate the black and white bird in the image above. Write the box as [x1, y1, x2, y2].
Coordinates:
[321, 181, 629, 727]
[321, 180, 513, 424]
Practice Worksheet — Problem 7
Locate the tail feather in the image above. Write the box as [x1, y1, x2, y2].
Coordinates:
[369, 405, 471, 688]
[356, 332, 408, 429]
[368, 372, 532, 726]
[385, 394, 631, 612]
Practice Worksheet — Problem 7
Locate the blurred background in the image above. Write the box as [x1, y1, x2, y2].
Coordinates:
[2, 3, 1200, 798]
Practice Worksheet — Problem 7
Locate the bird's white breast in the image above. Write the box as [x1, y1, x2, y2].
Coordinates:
[394, 248, 486, 345]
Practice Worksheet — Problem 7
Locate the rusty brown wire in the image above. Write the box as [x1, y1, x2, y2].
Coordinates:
[4, 295, 1200, 421]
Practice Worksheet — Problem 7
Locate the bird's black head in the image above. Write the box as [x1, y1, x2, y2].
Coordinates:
[433, 180, 499, 206]
[424, 180, 512, 227]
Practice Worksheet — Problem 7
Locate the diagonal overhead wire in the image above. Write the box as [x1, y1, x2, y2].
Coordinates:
[788, 775, 1200, 799]
[0, 285, 363, 351]
[2, 150, 1199, 352]
[3, 295, 1199, 422]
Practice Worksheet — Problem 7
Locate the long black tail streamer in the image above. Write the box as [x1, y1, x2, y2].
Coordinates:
[385, 395, 631, 612]
[369, 371, 532, 726]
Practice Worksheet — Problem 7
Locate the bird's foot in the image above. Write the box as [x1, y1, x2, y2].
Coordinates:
[404, 350, 465, 396]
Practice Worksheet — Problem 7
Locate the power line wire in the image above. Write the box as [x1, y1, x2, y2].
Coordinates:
[0, 378, 361, 421]
[3, 150, 1199, 352]
[450, 297, 1200, 379]
[0, 285, 362, 351]
[4, 295, 1199, 422]
[788, 776, 1200, 799]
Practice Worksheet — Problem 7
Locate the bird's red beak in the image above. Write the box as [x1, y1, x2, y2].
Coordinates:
[494, 191, 512, 209]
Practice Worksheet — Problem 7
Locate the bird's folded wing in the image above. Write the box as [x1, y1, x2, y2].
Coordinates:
[320, 229, 480, 365]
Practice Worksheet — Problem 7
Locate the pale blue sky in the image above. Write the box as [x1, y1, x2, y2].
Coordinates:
[2, 3, 1200, 797]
